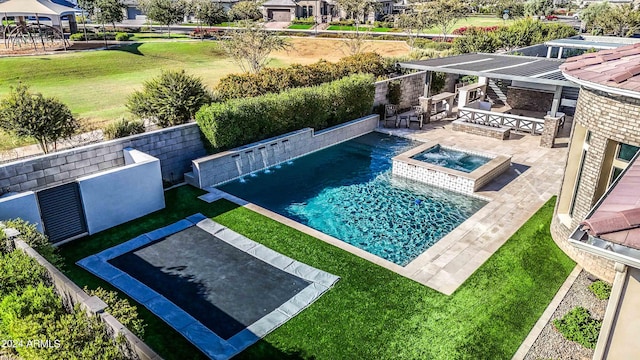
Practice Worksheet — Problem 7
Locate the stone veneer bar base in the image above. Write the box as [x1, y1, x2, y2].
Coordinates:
[392, 141, 511, 194]
[77, 214, 339, 360]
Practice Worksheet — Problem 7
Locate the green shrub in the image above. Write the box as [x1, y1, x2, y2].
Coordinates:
[553, 307, 602, 349]
[589, 280, 612, 300]
[84, 287, 146, 339]
[414, 39, 453, 51]
[198, 74, 375, 150]
[215, 52, 389, 100]
[387, 80, 402, 105]
[329, 19, 355, 26]
[69, 33, 85, 41]
[103, 118, 145, 140]
[0, 250, 49, 298]
[115, 32, 132, 41]
[0, 219, 59, 265]
[292, 17, 315, 25]
[0, 285, 125, 359]
[127, 70, 213, 127]
[68, 32, 117, 41]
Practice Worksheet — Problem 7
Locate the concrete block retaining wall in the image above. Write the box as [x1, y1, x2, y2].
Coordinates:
[0, 123, 206, 193]
[374, 72, 427, 110]
[12, 238, 160, 360]
[190, 115, 379, 189]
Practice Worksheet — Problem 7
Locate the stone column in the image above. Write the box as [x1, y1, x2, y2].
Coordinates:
[540, 115, 561, 148]
[424, 71, 432, 97]
[550, 85, 563, 116]
[419, 96, 432, 124]
[547, 46, 553, 58]
[458, 89, 469, 109]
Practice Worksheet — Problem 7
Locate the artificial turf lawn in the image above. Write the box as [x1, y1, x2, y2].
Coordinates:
[58, 186, 574, 360]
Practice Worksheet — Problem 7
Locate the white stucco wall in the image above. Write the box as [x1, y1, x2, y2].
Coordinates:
[78, 149, 165, 235]
[0, 192, 43, 232]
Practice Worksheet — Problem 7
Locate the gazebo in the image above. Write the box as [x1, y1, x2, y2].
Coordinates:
[0, 0, 78, 51]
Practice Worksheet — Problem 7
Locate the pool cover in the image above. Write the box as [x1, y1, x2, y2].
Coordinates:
[77, 214, 339, 360]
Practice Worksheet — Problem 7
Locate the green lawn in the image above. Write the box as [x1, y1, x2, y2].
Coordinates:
[288, 24, 314, 30]
[0, 41, 283, 151]
[58, 187, 574, 360]
[327, 25, 396, 32]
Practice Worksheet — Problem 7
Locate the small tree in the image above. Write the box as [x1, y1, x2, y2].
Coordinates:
[138, 0, 188, 38]
[524, 0, 553, 17]
[425, 0, 469, 40]
[596, 4, 640, 37]
[397, 3, 434, 50]
[190, 0, 227, 27]
[579, 2, 610, 33]
[94, 0, 126, 29]
[0, 85, 79, 154]
[127, 70, 212, 127]
[222, 20, 290, 73]
[228, 1, 263, 21]
[77, 0, 96, 42]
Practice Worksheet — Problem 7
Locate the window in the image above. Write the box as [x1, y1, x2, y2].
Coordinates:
[616, 143, 640, 162]
[569, 149, 588, 217]
[302, 6, 307, 18]
[610, 167, 624, 185]
[308, 6, 313, 17]
[585, 130, 591, 144]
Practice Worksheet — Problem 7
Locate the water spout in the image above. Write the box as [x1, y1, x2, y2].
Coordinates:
[259, 147, 271, 173]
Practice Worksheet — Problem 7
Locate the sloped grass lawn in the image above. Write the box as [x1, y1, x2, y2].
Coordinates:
[58, 187, 574, 360]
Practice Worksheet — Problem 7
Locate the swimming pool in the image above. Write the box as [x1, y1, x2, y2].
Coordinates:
[218, 132, 487, 266]
[411, 144, 491, 173]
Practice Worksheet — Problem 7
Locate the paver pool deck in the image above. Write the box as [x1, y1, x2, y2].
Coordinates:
[204, 119, 572, 295]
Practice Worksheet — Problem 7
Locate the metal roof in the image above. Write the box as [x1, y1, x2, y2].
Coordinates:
[399, 53, 579, 88]
[545, 36, 640, 51]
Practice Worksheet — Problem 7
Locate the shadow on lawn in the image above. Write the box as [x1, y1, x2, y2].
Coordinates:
[110, 43, 144, 56]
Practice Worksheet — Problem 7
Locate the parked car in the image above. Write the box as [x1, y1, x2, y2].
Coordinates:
[546, 15, 558, 21]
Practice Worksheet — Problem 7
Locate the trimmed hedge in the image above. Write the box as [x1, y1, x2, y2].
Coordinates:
[214, 52, 389, 100]
[197, 74, 375, 150]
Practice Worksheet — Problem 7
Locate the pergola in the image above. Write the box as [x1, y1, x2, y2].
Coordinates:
[399, 53, 579, 117]
[0, 0, 78, 51]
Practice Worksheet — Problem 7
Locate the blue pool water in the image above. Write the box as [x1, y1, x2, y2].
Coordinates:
[218, 133, 487, 266]
[411, 145, 490, 173]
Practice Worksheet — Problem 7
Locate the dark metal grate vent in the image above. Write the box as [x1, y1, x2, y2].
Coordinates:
[37, 182, 87, 243]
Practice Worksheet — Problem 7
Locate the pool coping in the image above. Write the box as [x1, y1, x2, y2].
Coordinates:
[76, 214, 339, 360]
[392, 141, 512, 196]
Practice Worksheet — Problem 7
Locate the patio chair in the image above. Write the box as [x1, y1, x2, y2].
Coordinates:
[384, 105, 398, 128]
[408, 106, 425, 129]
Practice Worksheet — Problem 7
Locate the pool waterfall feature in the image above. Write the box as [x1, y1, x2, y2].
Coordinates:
[392, 142, 511, 194]
[185, 115, 380, 189]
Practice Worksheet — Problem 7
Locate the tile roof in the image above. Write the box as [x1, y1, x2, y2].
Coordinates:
[581, 159, 640, 250]
[560, 43, 640, 92]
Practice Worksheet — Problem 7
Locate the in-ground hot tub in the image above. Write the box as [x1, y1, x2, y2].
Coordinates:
[392, 141, 511, 194]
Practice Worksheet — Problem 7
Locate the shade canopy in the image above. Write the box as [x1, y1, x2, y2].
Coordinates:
[0, 0, 77, 20]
